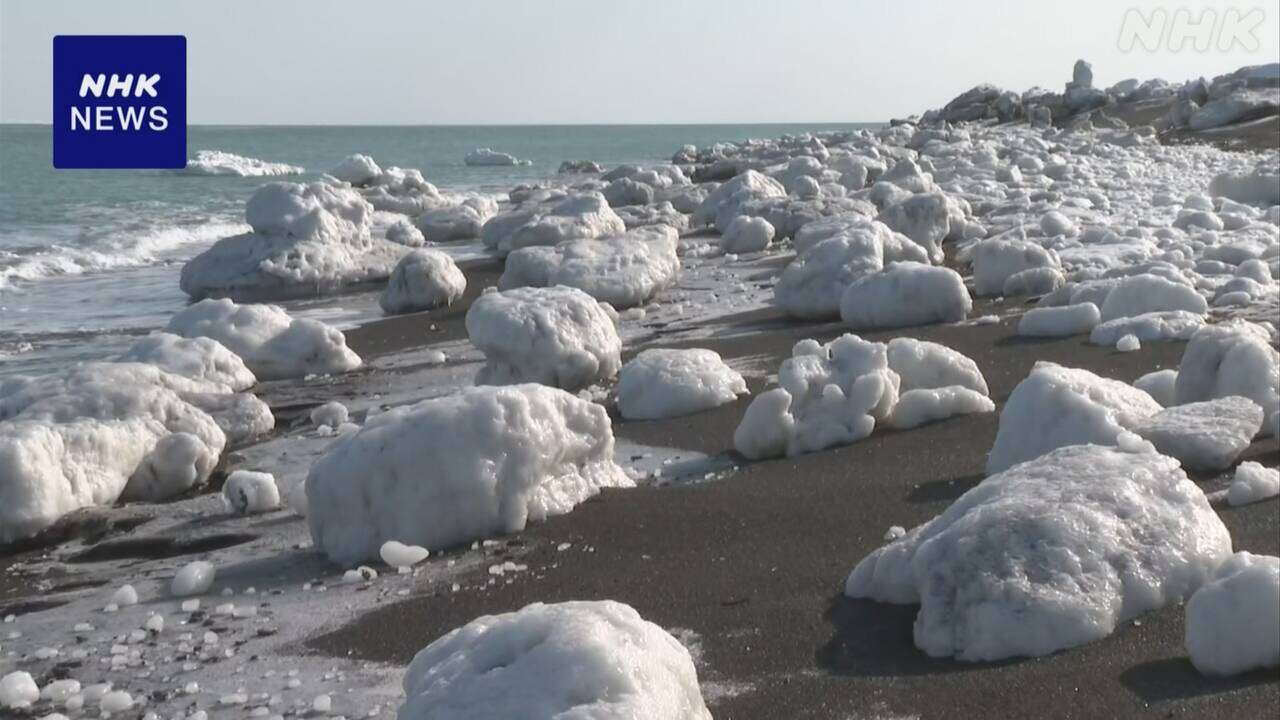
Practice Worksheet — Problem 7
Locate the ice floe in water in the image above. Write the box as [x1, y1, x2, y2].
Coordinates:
[846, 444, 1231, 661]
[182, 149, 304, 177]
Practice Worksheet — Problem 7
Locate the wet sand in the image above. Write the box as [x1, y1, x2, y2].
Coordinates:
[311, 276, 1280, 719]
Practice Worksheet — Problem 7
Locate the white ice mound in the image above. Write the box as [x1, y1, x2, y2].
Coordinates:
[1185, 552, 1280, 676]
[329, 154, 382, 186]
[986, 362, 1162, 474]
[379, 249, 466, 315]
[466, 286, 622, 391]
[167, 298, 362, 380]
[840, 262, 971, 329]
[889, 387, 994, 430]
[775, 217, 928, 320]
[1099, 274, 1208, 322]
[617, 348, 748, 420]
[971, 238, 1061, 297]
[0, 671, 39, 709]
[1228, 461, 1280, 506]
[1174, 321, 1280, 434]
[845, 444, 1232, 662]
[222, 470, 281, 514]
[886, 338, 989, 396]
[1133, 396, 1263, 471]
[733, 334, 899, 459]
[120, 332, 257, 391]
[183, 150, 303, 177]
[693, 170, 787, 232]
[0, 363, 250, 541]
[499, 225, 680, 309]
[180, 181, 403, 301]
[416, 197, 498, 243]
[1018, 303, 1101, 338]
[1134, 369, 1179, 407]
[1088, 311, 1206, 346]
[463, 148, 527, 167]
[399, 600, 711, 720]
[483, 193, 626, 256]
[306, 384, 632, 563]
[876, 192, 953, 264]
[721, 215, 775, 253]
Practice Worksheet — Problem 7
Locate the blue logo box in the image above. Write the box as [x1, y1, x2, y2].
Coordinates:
[52, 35, 186, 169]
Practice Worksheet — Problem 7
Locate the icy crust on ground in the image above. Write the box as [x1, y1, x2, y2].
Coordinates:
[182, 149, 304, 177]
[167, 298, 362, 380]
[616, 348, 748, 420]
[845, 445, 1232, 662]
[733, 334, 989, 459]
[1185, 552, 1280, 676]
[987, 363, 1162, 474]
[499, 225, 680, 308]
[0, 362, 272, 541]
[180, 181, 405, 301]
[400, 600, 711, 720]
[466, 286, 622, 391]
[482, 193, 626, 256]
[119, 332, 257, 391]
[379, 249, 467, 315]
[1132, 396, 1263, 471]
[306, 384, 632, 564]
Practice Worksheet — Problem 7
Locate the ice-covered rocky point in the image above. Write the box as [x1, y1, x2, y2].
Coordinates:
[399, 601, 711, 720]
[306, 384, 632, 564]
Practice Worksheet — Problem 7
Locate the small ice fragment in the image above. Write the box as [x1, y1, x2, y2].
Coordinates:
[379, 540, 430, 568]
[144, 614, 164, 633]
[313, 694, 332, 713]
[111, 584, 139, 607]
[181, 599, 200, 612]
[0, 671, 39, 709]
[1116, 334, 1140, 352]
[100, 690, 133, 713]
[171, 561, 216, 597]
[423, 349, 447, 364]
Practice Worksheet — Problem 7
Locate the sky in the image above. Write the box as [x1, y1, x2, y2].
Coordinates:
[1, 0, 1277, 125]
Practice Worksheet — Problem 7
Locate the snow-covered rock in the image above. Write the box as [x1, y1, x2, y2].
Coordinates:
[721, 215, 775, 253]
[1017, 302, 1100, 337]
[1185, 552, 1280, 676]
[466, 286, 622, 391]
[167, 298, 362, 380]
[500, 226, 679, 309]
[379, 250, 466, 315]
[399, 600, 710, 720]
[180, 181, 403, 301]
[1227, 462, 1280, 506]
[986, 362, 1163, 474]
[120, 332, 257, 391]
[307, 385, 631, 563]
[616, 349, 747, 420]
[733, 334, 899, 459]
[183, 150, 303, 177]
[840, 262, 971, 329]
[846, 444, 1231, 661]
[222, 470, 281, 514]
[1174, 321, 1280, 433]
[1133, 396, 1263, 471]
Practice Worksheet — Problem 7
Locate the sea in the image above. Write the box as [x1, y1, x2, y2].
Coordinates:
[0, 123, 873, 378]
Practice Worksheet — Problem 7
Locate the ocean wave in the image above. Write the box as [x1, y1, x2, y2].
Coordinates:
[0, 220, 248, 290]
[182, 150, 305, 177]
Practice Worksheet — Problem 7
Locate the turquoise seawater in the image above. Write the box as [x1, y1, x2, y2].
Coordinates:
[0, 122, 875, 375]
